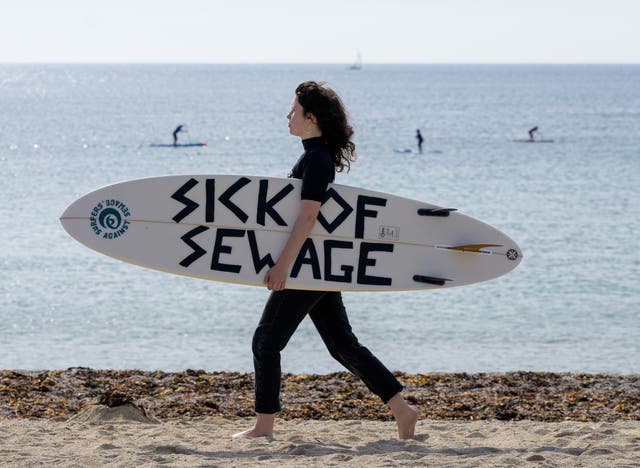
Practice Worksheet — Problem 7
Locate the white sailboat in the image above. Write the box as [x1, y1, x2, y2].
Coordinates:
[349, 51, 362, 70]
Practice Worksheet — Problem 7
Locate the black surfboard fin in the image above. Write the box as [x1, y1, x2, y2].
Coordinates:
[417, 208, 457, 217]
[413, 275, 452, 286]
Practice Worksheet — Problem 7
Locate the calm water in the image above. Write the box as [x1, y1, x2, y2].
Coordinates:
[1, 64, 638, 374]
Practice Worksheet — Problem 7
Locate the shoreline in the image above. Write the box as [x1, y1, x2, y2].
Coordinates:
[2, 369, 638, 421]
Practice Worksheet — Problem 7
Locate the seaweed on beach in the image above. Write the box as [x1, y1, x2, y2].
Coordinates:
[1, 368, 638, 422]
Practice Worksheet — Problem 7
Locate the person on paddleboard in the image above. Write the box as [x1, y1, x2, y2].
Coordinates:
[416, 129, 424, 153]
[233, 81, 419, 440]
[528, 126, 539, 141]
[172, 125, 184, 146]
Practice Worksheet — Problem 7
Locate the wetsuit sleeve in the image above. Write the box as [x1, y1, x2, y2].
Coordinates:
[300, 152, 334, 202]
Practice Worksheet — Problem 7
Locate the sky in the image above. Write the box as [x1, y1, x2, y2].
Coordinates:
[2, 0, 639, 63]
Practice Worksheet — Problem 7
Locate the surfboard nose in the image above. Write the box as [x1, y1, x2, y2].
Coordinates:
[59, 196, 87, 241]
[60, 200, 76, 221]
[60, 195, 88, 223]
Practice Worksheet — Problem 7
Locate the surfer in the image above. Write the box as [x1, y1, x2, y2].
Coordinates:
[172, 125, 184, 146]
[233, 81, 418, 440]
[416, 129, 424, 153]
[528, 126, 539, 142]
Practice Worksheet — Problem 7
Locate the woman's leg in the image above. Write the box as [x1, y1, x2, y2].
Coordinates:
[233, 289, 325, 438]
[309, 292, 418, 439]
[309, 292, 402, 401]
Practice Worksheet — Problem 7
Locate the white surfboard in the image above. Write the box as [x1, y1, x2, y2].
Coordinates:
[60, 175, 522, 291]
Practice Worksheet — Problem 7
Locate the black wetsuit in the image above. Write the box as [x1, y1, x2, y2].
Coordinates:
[416, 130, 424, 153]
[252, 137, 403, 414]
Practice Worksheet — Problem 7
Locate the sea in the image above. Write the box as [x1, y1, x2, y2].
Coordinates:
[1, 64, 638, 375]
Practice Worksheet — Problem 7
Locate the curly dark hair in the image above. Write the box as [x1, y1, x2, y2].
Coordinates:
[295, 81, 356, 173]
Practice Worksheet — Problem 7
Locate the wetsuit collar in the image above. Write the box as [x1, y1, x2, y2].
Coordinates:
[302, 136, 326, 150]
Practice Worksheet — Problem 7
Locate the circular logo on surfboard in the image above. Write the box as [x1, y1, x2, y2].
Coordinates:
[89, 199, 131, 239]
[506, 249, 519, 261]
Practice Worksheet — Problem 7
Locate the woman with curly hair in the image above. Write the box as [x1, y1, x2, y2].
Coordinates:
[233, 81, 418, 440]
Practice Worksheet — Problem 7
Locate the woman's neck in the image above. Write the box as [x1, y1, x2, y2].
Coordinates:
[301, 128, 322, 140]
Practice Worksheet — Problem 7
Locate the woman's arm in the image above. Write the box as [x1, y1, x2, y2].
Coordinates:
[263, 199, 322, 291]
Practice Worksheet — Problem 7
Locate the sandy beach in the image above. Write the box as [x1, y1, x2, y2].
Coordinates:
[1, 369, 639, 466]
[1, 413, 639, 466]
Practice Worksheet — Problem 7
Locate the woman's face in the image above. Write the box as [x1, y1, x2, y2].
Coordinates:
[287, 97, 310, 137]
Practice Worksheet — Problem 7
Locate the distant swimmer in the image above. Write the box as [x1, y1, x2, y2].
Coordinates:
[173, 125, 185, 146]
[416, 129, 424, 154]
[528, 126, 539, 141]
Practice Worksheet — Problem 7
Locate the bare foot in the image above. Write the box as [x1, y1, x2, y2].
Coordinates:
[395, 405, 419, 440]
[387, 393, 420, 440]
[231, 414, 275, 439]
[231, 427, 273, 439]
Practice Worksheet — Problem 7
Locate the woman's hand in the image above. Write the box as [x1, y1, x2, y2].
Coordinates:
[263, 199, 321, 291]
[263, 262, 289, 291]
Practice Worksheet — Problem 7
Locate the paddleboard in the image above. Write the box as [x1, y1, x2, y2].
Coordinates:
[150, 143, 208, 148]
[393, 148, 442, 155]
[512, 139, 554, 143]
[60, 175, 522, 291]
[393, 148, 414, 154]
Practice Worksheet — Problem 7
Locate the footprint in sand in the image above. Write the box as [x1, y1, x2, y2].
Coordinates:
[287, 443, 318, 455]
[584, 448, 615, 456]
[96, 443, 119, 450]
